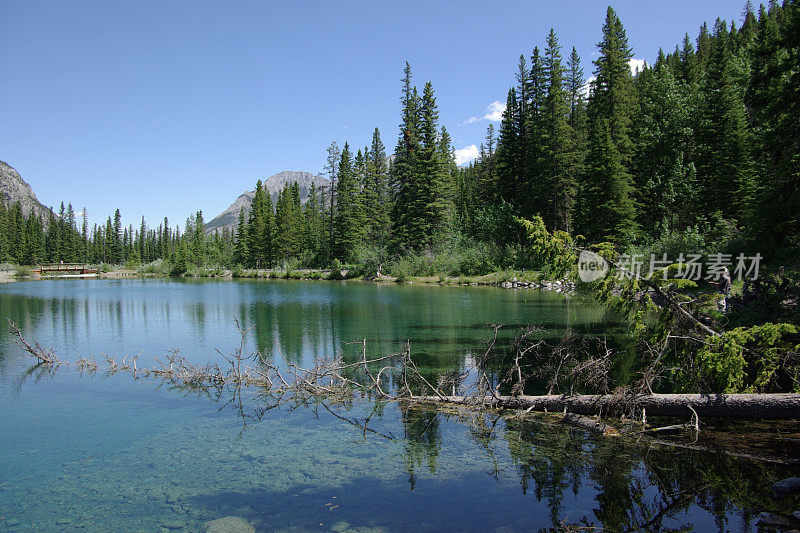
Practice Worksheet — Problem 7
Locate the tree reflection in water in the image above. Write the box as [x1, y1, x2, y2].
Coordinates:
[393, 402, 797, 532]
[15, 356, 800, 531]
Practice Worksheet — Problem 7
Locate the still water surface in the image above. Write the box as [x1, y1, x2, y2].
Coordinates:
[0, 279, 792, 531]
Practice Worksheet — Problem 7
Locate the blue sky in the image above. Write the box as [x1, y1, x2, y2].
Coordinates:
[1, 0, 746, 230]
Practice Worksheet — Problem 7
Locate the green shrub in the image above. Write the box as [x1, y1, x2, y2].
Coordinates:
[471, 199, 526, 247]
[452, 246, 496, 276]
[327, 258, 345, 280]
[695, 323, 799, 393]
[630, 225, 707, 259]
[140, 259, 169, 275]
[388, 256, 414, 279]
[169, 261, 187, 277]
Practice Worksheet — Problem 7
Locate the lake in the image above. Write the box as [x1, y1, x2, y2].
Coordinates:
[0, 279, 793, 531]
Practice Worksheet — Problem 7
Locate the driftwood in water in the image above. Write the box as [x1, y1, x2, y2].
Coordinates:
[411, 393, 800, 419]
[9, 318, 800, 421]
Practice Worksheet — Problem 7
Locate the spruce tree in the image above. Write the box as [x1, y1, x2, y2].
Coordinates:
[578, 6, 639, 244]
[391, 63, 423, 251]
[754, 0, 800, 256]
[566, 47, 589, 230]
[632, 61, 697, 235]
[494, 87, 521, 210]
[0, 203, 7, 262]
[192, 211, 205, 266]
[418, 81, 452, 246]
[523, 46, 547, 219]
[65, 203, 76, 262]
[697, 18, 755, 223]
[162, 217, 170, 259]
[112, 209, 123, 264]
[365, 127, 390, 246]
[333, 143, 364, 261]
[542, 28, 575, 232]
[139, 216, 147, 263]
[275, 183, 303, 262]
[324, 141, 340, 262]
[514, 54, 533, 215]
[434, 126, 456, 239]
[479, 123, 496, 203]
[247, 180, 274, 268]
[302, 183, 323, 259]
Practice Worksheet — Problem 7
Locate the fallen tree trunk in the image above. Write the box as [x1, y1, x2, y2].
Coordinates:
[411, 393, 800, 419]
[10, 318, 798, 420]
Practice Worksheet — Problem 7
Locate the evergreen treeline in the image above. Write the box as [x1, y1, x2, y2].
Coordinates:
[233, 122, 413, 269]
[3, 2, 796, 272]
[0, 200, 232, 269]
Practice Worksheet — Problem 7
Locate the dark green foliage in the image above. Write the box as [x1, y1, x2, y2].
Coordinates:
[333, 143, 365, 262]
[275, 182, 303, 262]
[364, 128, 390, 246]
[246, 180, 274, 268]
[578, 7, 639, 245]
[324, 141, 340, 263]
[233, 209, 248, 266]
[302, 182, 324, 259]
[494, 87, 522, 212]
[631, 62, 696, 235]
[541, 29, 575, 232]
[696, 19, 755, 223]
[390, 65, 455, 251]
[694, 322, 799, 393]
[752, 0, 800, 258]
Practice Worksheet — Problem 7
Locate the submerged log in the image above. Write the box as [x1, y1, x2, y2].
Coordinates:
[412, 393, 800, 419]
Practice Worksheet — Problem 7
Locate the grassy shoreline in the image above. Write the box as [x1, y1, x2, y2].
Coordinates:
[2, 263, 579, 291]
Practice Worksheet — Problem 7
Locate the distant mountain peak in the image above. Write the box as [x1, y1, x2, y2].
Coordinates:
[205, 171, 329, 234]
[0, 160, 52, 220]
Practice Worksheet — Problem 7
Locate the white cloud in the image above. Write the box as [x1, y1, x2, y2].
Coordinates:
[629, 58, 646, 75]
[460, 100, 506, 126]
[581, 76, 596, 98]
[581, 58, 646, 97]
[483, 101, 505, 122]
[454, 145, 480, 166]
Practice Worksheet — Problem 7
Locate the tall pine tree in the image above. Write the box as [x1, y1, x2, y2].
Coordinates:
[578, 7, 639, 244]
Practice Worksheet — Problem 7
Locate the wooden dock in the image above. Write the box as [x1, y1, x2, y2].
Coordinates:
[36, 263, 98, 275]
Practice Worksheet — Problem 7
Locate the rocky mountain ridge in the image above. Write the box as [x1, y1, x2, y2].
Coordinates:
[205, 171, 329, 234]
[0, 160, 52, 220]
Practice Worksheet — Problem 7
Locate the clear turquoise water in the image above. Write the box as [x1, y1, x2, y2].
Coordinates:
[0, 279, 792, 531]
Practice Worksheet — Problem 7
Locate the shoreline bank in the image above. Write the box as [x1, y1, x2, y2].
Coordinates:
[4, 267, 578, 293]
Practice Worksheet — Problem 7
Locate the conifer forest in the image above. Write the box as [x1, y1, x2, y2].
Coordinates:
[2, 4, 797, 277]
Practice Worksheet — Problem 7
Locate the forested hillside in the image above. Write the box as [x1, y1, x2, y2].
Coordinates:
[460, 2, 798, 263]
[2, 1, 797, 275]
